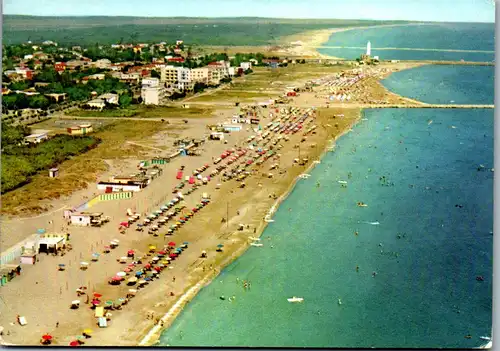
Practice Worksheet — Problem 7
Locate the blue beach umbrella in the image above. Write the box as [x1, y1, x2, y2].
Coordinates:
[37, 229, 46, 234]
[135, 271, 143, 277]
[217, 244, 224, 248]
[58, 264, 65, 267]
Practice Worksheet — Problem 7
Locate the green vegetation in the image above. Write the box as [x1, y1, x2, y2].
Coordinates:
[3, 15, 415, 46]
[67, 104, 215, 118]
[1, 122, 100, 193]
[1, 119, 170, 215]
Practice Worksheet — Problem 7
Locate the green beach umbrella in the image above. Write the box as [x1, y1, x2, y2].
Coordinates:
[217, 244, 224, 248]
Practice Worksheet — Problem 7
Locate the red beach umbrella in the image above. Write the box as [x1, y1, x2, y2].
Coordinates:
[168, 242, 176, 247]
[154, 267, 162, 272]
[127, 250, 135, 255]
[112, 276, 122, 281]
[42, 334, 53, 341]
[69, 341, 79, 346]
[91, 299, 101, 305]
[169, 253, 178, 258]
[93, 293, 102, 298]
[158, 250, 167, 255]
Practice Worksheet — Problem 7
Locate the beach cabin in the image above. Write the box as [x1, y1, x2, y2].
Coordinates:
[20, 252, 36, 265]
[67, 124, 93, 135]
[37, 235, 66, 254]
[49, 168, 59, 178]
[70, 212, 104, 226]
[210, 132, 224, 140]
[223, 124, 242, 132]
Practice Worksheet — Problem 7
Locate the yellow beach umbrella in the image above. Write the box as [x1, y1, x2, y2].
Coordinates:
[83, 329, 93, 334]
[148, 245, 156, 250]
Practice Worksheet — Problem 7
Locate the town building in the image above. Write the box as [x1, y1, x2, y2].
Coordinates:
[67, 124, 93, 135]
[240, 62, 252, 70]
[54, 62, 67, 73]
[24, 132, 49, 144]
[93, 59, 112, 69]
[141, 78, 166, 105]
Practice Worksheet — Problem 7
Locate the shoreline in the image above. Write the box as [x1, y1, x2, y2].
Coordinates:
[283, 22, 433, 59]
[139, 108, 363, 346]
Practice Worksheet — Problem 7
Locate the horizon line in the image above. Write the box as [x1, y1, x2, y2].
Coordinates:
[3, 14, 494, 24]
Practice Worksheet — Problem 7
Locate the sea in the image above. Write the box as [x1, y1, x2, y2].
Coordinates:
[158, 23, 494, 348]
[317, 23, 495, 62]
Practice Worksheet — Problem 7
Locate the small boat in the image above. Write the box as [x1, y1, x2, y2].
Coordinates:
[338, 298, 342, 305]
[250, 243, 263, 247]
[249, 237, 261, 241]
[357, 202, 368, 207]
[299, 174, 311, 179]
[338, 180, 348, 184]
[287, 297, 304, 303]
[479, 336, 491, 341]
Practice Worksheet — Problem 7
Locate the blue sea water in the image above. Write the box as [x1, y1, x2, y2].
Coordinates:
[317, 23, 495, 62]
[158, 25, 493, 348]
[381, 65, 495, 105]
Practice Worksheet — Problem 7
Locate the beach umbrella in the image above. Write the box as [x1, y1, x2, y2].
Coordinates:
[71, 300, 81, 305]
[217, 244, 224, 248]
[155, 210, 162, 215]
[37, 229, 46, 234]
[149, 245, 156, 250]
[161, 206, 169, 211]
[112, 276, 123, 281]
[152, 256, 160, 261]
[169, 253, 178, 258]
[75, 335, 86, 341]
[124, 268, 132, 273]
[127, 250, 135, 255]
[137, 224, 143, 227]
[42, 334, 53, 341]
[83, 329, 93, 335]
[182, 242, 189, 247]
[93, 293, 102, 298]
[105, 300, 114, 306]
[92, 253, 100, 258]
[116, 272, 127, 277]
[58, 263, 66, 267]
[135, 271, 143, 277]
[154, 266, 162, 272]
[168, 242, 176, 247]
[69, 341, 79, 347]
[91, 299, 100, 305]
[159, 250, 167, 254]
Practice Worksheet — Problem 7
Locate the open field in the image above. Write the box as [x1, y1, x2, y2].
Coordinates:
[0, 120, 181, 216]
[67, 105, 216, 119]
[187, 90, 278, 103]
[229, 64, 351, 90]
[3, 15, 415, 45]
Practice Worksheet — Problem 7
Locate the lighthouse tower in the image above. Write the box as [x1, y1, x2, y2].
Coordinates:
[366, 41, 371, 56]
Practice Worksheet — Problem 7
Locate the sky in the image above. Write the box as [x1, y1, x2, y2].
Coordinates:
[2, 0, 496, 23]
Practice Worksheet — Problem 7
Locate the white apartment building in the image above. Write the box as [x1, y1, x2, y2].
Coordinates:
[240, 62, 252, 70]
[141, 77, 166, 105]
[160, 61, 232, 91]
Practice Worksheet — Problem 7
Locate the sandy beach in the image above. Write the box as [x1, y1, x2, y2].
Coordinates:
[0, 59, 427, 347]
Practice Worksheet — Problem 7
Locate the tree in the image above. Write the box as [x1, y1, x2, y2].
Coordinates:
[35, 67, 59, 83]
[119, 94, 132, 108]
[28, 95, 50, 110]
[151, 70, 160, 78]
